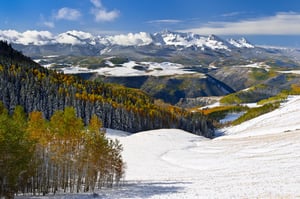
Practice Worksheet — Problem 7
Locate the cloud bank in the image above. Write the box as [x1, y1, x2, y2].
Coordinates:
[0, 30, 153, 46]
[0, 30, 53, 45]
[107, 32, 153, 46]
[182, 12, 300, 35]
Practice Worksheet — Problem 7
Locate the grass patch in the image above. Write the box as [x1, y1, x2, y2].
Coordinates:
[257, 84, 300, 105]
[290, 84, 300, 94]
[232, 102, 280, 125]
[257, 92, 288, 105]
[220, 93, 242, 104]
[250, 68, 277, 81]
[220, 84, 272, 105]
[199, 106, 246, 116]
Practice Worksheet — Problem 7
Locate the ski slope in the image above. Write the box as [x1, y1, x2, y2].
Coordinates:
[104, 96, 300, 198]
[18, 96, 300, 198]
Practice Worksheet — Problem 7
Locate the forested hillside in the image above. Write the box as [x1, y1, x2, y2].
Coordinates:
[0, 41, 213, 137]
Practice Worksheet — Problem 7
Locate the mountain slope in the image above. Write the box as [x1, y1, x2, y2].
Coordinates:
[221, 95, 300, 137]
[0, 40, 213, 136]
[99, 74, 235, 105]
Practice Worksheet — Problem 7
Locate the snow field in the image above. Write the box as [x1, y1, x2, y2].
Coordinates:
[103, 96, 300, 198]
[101, 129, 300, 198]
[47, 61, 196, 77]
[18, 96, 300, 198]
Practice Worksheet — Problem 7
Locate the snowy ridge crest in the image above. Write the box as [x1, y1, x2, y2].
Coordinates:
[0, 29, 255, 50]
[228, 38, 254, 48]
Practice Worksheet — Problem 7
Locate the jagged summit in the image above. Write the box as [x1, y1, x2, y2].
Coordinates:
[228, 37, 254, 48]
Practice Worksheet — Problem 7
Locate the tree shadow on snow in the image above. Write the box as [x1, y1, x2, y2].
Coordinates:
[16, 181, 191, 199]
[97, 181, 191, 199]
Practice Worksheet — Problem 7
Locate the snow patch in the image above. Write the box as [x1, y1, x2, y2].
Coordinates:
[219, 112, 244, 124]
[43, 60, 197, 77]
[279, 70, 300, 74]
[235, 62, 271, 70]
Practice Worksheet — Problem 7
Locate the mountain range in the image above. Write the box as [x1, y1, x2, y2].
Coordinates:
[2, 29, 300, 107]
[2, 29, 299, 68]
[0, 29, 253, 49]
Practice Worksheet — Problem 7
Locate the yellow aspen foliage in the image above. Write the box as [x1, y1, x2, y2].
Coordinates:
[27, 111, 50, 146]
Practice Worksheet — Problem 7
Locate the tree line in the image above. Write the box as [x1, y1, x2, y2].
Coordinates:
[0, 40, 214, 137]
[0, 104, 124, 198]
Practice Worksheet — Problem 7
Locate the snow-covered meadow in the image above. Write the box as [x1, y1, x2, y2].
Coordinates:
[19, 96, 300, 198]
[38, 60, 197, 77]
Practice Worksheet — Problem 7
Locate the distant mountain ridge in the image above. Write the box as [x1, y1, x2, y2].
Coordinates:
[3, 29, 300, 66]
[0, 29, 254, 49]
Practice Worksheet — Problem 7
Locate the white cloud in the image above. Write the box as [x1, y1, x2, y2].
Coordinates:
[181, 12, 300, 35]
[0, 30, 21, 42]
[43, 21, 55, 28]
[2, 30, 54, 45]
[90, 0, 119, 22]
[55, 7, 81, 21]
[38, 14, 55, 29]
[148, 19, 182, 24]
[90, 0, 102, 8]
[221, 12, 244, 17]
[106, 32, 153, 46]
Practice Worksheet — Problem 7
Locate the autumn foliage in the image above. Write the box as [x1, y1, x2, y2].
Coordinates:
[0, 40, 213, 136]
[0, 105, 124, 198]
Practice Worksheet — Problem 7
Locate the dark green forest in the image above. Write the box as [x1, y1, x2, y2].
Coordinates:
[0, 41, 213, 137]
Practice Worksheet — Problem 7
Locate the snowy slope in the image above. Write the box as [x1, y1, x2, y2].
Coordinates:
[228, 38, 254, 48]
[221, 95, 300, 138]
[17, 97, 300, 198]
[100, 96, 300, 199]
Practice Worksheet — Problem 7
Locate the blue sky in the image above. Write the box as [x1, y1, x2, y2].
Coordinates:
[1, 0, 300, 47]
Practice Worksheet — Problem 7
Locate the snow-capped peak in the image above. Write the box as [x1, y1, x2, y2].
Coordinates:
[56, 30, 95, 45]
[228, 37, 254, 48]
[154, 31, 229, 50]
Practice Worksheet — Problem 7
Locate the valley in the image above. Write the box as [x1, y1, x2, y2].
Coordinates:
[2, 30, 300, 199]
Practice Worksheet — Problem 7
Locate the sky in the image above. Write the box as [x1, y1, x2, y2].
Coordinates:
[1, 0, 300, 47]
